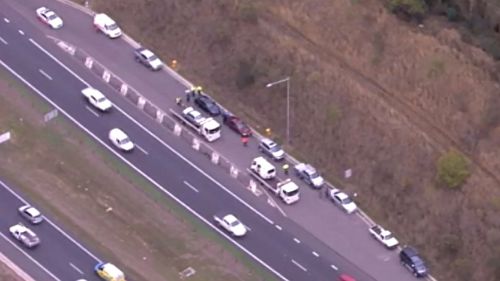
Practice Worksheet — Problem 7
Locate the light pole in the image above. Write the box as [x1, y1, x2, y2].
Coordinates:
[266, 77, 291, 144]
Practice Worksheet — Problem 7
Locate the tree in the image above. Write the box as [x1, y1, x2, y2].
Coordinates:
[388, 0, 427, 21]
[436, 150, 470, 189]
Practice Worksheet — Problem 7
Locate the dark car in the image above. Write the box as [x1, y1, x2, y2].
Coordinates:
[223, 115, 252, 137]
[194, 95, 220, 116]
[399, 246, 428, 277]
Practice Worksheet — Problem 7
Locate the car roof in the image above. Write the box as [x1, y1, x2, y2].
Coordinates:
[139, 48, 155, 58]
[25, 207, 41, 217]
[187, 110, 202, 118]
[261, 138, 277, 146]
[82, 88, 105, 99]
[110, 128, 128, 139]
[45, 10, 57, 17]
[335, 192, 349, 200]
[402, 246, 419, 256]
[303, 164, 317, 174]
[224, 214, 238, 223]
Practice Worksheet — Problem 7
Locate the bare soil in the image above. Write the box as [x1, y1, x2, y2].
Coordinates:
[0, 260, 25, 281]
[81, 0, 500, 280]
[0, 69, 267, 281]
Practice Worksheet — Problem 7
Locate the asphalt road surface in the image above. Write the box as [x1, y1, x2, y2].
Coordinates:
[0, 178, 102, 281]
[0, 1, 425, 281]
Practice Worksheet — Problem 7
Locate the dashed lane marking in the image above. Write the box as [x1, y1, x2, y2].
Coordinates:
[183, 181, 199, 193]
[291, 260, 307, 272]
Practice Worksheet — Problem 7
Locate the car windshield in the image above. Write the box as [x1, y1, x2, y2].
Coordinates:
[269, 144, 281, 152]
[97, 97, 107, 103]
[384, 233, 394, 239]
[119, 138, 130, 145]
[147, 55, 159, 61]
[229, 220, 240, 227]
[309, 171, 320, 178]
[342, 197, 353, 204]
[48, 14, 58, 21]
[284, 189, 299, 197]
[107, 23, 119, 30]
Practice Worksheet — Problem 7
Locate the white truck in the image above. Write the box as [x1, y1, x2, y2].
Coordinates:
[294, 163, 324, 189]
[9, 223, 40, 248]
[171, 107, 221, 142]
[369, 225, 399, 249]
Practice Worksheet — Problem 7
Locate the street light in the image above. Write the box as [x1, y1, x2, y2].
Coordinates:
[266, 77, 291, 144]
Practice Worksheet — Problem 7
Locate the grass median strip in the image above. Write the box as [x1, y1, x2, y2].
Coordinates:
[0, 68, 275, 281]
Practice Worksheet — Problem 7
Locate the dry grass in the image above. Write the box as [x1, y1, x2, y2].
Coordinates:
[0, 261, 25, 281]
[76, 0, 500, 279]
[0, 69, 271, 281]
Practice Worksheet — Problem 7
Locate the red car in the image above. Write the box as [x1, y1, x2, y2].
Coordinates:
[223, 115, 252, 137]
[339, 274, 356, 281]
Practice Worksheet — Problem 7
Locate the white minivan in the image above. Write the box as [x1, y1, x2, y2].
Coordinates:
[250, 157, 276, 180]
[93, 13, 122, 38]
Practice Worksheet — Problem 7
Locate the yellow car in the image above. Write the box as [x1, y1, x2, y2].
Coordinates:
[95, 262, 126, 281]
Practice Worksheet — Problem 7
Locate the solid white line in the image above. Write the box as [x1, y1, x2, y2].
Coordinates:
[69, 263, 83, 274]
[312, 251, 319, 257]
[18, 30, 24, 35]
[275, 225, 282, 231]
[0, 180, 101, 263]
[4, 18, 9, 23]
[85, 106, 100, 117]
[0, 232, 62, 281]
[183, 181, 199, 193]
[0, 36, 7, 45]
[330, 264, 338, 271]
[1, 49, 287, 281]
[38, 69, 52, 80]
[291, 259, 307, 272]
[293, 238, 301, 244]
[135, 144, 149, 155]
[28, 38, 275, 226]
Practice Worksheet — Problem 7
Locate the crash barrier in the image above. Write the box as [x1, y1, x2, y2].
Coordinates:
[55, 41, 268, 203]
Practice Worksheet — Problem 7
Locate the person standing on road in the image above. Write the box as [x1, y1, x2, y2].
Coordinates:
[176, 97, 182, 107]
[282, 163, 289, 175]
[241, 136, 249, 147]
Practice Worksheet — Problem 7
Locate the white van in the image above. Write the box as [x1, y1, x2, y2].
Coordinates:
[93, 13, 122, 38]
[250, 157, 276, 180]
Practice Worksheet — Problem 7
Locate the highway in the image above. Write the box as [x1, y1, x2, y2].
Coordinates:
[0, 178, 102, 281]
[0, 5, 373, 280]
[0, 1, 426, 281]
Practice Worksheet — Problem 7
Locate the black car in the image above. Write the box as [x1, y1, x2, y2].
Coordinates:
[399, 246, 428, 277]
[194, 95, 221, 116]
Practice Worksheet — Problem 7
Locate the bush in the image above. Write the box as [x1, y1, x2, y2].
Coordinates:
[436, 150, 470, 189]
[388, 0, 427, 21]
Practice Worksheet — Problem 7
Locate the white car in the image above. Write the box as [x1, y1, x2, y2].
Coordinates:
[134, 48, 163, 71]
[36, 7, 63, 29]
[369, 225, 399, 249]
[81, 88, 112, 112]
[18, 205, 44, 224]
[182, 107, 206, 128]
[327, 188, 357, 214]
[9, 223, 40, 248]
[258, 138, 285, 161]
[108, 128, 134, 152]
[213, 213, 247, 237]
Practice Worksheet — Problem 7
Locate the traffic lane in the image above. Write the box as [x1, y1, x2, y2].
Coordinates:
[7, 0, 188, 99]
[283, 192, 409, 281]
[0, 3, 414, 280]
[0, 182, 101, 281]
[0, 31, 328, 281]
[0, 233, 58, 281]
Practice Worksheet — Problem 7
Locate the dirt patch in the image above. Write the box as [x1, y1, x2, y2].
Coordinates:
[0, 69, 267, 281]
[0, 260, 25, 281]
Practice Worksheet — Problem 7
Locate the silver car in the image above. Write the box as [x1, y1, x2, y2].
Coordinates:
[18, 205, 44, 224]
[258, 138, 285, 161]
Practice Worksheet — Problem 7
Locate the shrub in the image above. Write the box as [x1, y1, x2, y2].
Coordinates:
[436, 150, 470, 189]
[388, 0, 427, 21]
[235, 60, 256, 89]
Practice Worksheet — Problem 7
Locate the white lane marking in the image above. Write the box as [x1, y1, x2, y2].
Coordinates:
[0, 180, 101, 262]
[85, 106, 100, 117]
[356, 211, 375, 226]
[0, 232, 62, 281]
[293, 238, 301, 244]
[312, 251, 319, 257]
[183, 181, 199, 193]
[3, 18, 9, 23]
[0, 56, 288, 281]
[28, 38, 275, 226]
[291, 259, 307, 272]
[275, 225, 282, 231]
[0, 36, 7, 45]
[135, 144, 149, 155]
[244, 225, 252, 232]
[18, 30, 24, 35]
[330, 264, 338, 271]
[38, 69, 53, 80]
[69, 263, 83, 274]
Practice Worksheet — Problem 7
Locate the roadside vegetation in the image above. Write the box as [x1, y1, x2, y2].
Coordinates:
[0, 260, 24, 281]
[75, 0, 500, 279]
[0, 69, 271, 281]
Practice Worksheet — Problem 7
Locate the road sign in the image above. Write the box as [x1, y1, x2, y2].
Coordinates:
[344, 169, 352, 179]
[102, 71, 111, 83]
[0, 131, 11, 144]
[44, 109, 58, 122]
